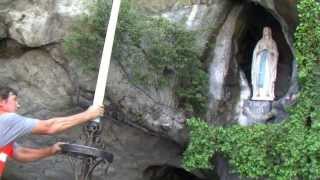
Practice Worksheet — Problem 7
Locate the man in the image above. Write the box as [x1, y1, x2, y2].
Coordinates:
[0, 86, 104, 178]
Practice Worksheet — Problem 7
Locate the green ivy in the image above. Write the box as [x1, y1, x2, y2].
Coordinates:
[63, 0, 208, 115]
[183, 0, 320, 179]
[182, 117, 216, 169]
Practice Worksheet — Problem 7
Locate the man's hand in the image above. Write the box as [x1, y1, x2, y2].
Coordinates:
[51, 142, 65, 155]
[86, 105, 105, 119]
[13, 143, 65, 163]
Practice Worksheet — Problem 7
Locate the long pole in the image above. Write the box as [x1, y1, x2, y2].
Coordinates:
[93, 0, 121, 123]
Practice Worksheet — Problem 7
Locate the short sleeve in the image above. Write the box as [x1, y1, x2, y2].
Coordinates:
[0, 113, 38, 147]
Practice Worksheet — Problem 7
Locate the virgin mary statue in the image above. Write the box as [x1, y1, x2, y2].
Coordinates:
[251, 27, 278, 101]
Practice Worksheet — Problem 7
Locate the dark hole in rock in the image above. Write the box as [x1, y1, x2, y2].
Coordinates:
[143, 165, 214, 180]
[0, 39, 26, 58]
[234, 3, 293, 100]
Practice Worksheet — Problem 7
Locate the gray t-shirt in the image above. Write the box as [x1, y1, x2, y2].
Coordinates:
[0, 113, 38, 147]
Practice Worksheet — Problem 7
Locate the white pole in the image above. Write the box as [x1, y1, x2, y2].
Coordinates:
[93, 0, 121, 122]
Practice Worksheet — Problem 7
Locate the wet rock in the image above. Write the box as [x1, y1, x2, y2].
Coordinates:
[207, 4, 243, 124]
[0, 21, 6, 39]
[0, 49, 73, 114]
[5, 0, 85, 47]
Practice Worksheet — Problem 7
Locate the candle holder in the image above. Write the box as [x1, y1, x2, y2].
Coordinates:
[61, 122, 113, 180]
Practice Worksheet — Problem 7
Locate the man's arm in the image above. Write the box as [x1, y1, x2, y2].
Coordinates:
[12, 143, 62, 163]
[32, 106, 104, 135]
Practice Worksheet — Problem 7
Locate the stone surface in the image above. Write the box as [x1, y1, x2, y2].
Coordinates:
[5, 0, 84, 47]
[69, 58, 188, 145]
[162, 1, 233, 54]
[0, 21, 6, 39]
[213, 154, 240, 180]
[0, 0, 13, 11]
[254, 0, 298, 43]
[242, 100, 275, 125]
[6, 7, 63, 47]
[0, 9, 7, 39]
[0, 49, 73, 114]
[207, 4, 243, 124]
[135, 0, 177, 13]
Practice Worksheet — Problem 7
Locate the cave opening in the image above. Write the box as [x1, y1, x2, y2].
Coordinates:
[235, 3, 293, 100]
[143, 165, 215, 180]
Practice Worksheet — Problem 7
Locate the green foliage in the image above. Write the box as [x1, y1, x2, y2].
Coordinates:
[176, 69, 209, 115]
[182, 117, 216, 169]
[183, 0, 320, 179]
[63, 0, 208, 115]
[63, 0, 110, 70]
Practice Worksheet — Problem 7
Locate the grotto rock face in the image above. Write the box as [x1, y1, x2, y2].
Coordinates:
[207, 4, 243, 124]
[1, 1, 203, 179]
[161, 0, 233, 54]
[0, 0, 299, 180]
[70, 59, 188, 144]
[7, 8, 64, 47]
[0, 44, 73, 115]
[0, 21, 6, 39]
[207, 0, 299, 127]
[3, 0, 85, 47]
[252, 0, 298, 37]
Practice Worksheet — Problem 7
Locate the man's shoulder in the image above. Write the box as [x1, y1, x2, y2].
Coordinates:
[0, 113, 36, 124]
[0, 113, 25, 119]
[0, 112, 17, 118]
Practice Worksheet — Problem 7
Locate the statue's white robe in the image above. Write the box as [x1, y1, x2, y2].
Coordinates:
[251, 38, 278, 101]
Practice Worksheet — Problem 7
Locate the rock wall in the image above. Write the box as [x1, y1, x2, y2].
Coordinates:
[0, 1, 197, 179]
[207, 0, 298, 126]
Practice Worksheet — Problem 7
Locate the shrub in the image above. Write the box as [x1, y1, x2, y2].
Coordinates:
[63, 0, 208, 115]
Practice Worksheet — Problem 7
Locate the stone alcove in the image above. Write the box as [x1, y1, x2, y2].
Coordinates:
[143, 165, 212, 180]
[234, 2, 294, 100]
